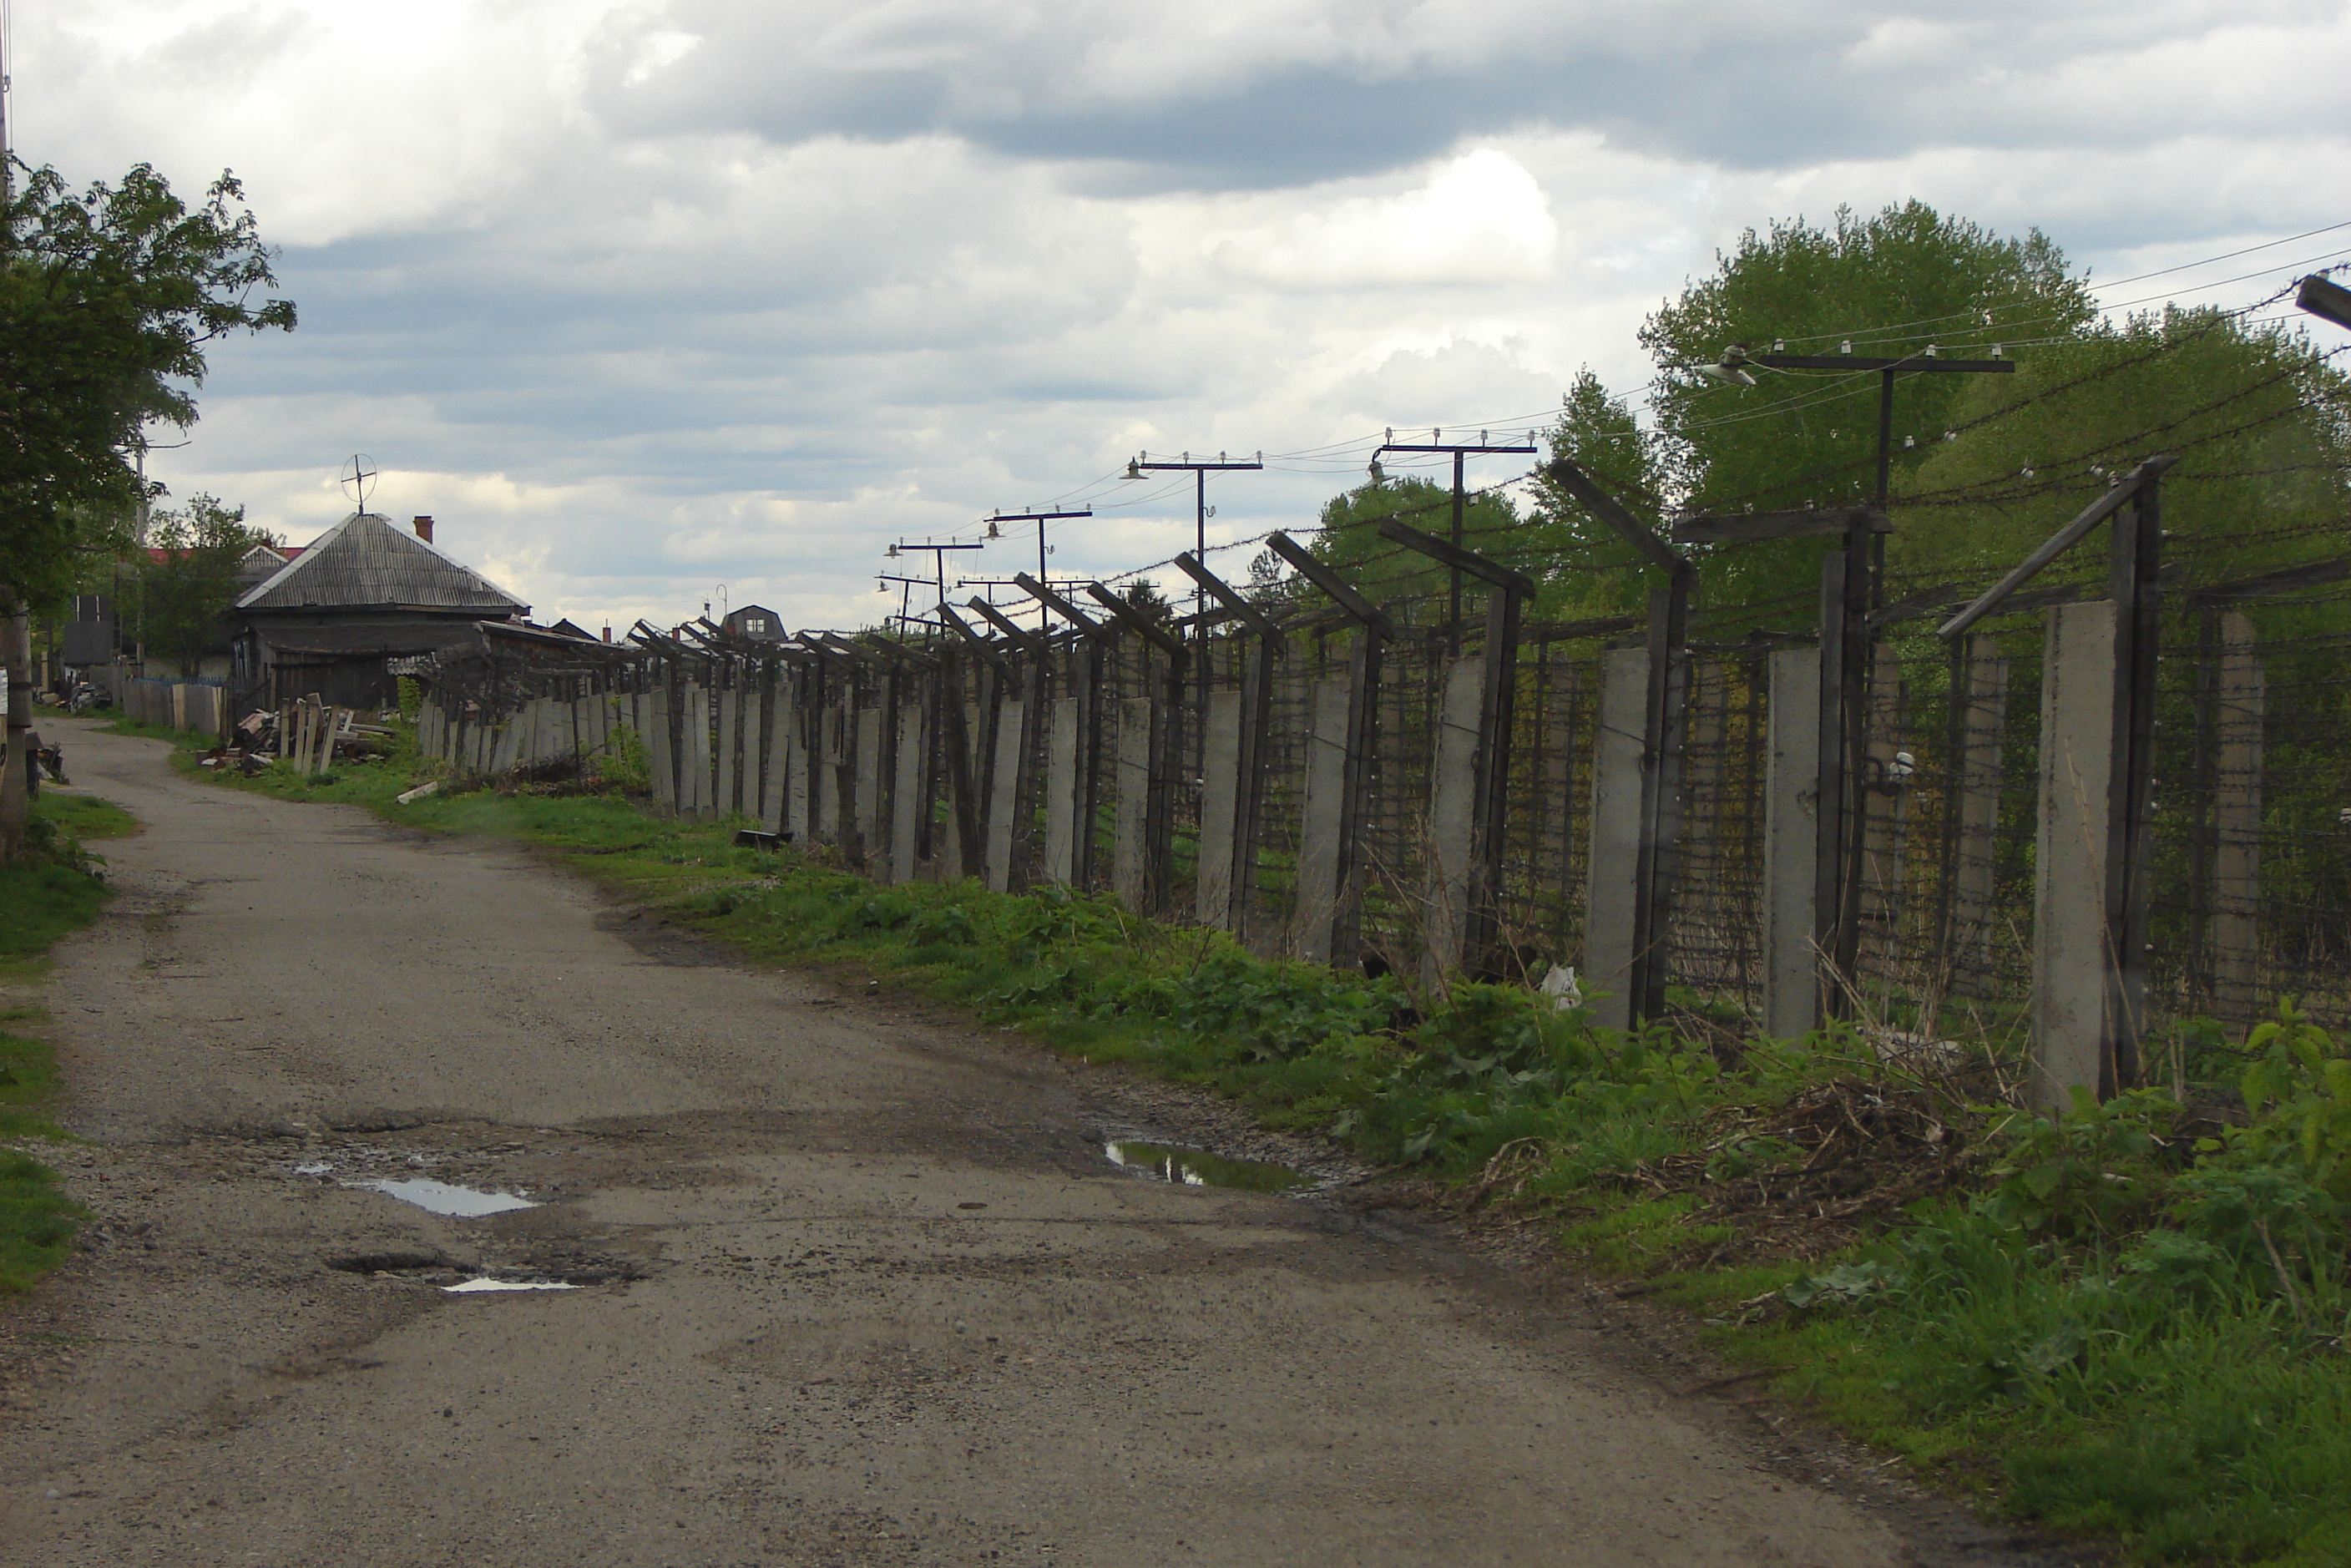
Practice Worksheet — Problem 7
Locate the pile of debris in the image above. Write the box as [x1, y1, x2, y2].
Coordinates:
[199, 696, 400, 776]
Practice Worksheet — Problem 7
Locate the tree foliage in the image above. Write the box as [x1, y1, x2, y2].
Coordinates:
[136, 493, 263, 677]
[0, 160, 296, 609]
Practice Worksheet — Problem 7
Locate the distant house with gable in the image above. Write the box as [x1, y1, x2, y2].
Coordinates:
[721, 604, 785, 642]
[232, 513, 528, 709]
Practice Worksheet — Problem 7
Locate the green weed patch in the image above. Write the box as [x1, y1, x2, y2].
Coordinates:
[0, 791, 124, 1292]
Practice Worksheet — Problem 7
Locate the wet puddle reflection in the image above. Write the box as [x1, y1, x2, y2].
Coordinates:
[1104, 1141, 1308, 1192]
[442, 1277, 579, 1294]
[351, 1176, 538, 1217]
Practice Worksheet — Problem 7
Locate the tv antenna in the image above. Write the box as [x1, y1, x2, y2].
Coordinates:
[339, 453, 379, 512]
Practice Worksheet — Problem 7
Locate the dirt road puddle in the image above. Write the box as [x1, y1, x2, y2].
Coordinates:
[1104, 1140, 1309, 1192]
[351, 1176, 539, 1216]
[442, 1277, 579, 1294]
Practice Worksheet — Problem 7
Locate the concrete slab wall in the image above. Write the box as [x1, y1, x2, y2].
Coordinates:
[1113, 696, 1152, 910]
[1196, 689, 1244, 929]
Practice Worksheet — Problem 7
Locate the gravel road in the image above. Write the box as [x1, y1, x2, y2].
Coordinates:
[0, 721, 2085, 1566]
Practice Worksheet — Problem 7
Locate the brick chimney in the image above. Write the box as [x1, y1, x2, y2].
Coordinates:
[600, 625, 613, 643]
[412, 515, 434, 544]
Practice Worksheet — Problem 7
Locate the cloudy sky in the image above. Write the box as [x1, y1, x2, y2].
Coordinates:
[28, 0, 2351, 631]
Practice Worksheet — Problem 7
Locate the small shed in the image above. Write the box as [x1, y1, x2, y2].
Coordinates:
[232, 513, 528, 710]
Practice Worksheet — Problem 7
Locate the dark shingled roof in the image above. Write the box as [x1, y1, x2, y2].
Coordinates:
[236, 513, 527, 615]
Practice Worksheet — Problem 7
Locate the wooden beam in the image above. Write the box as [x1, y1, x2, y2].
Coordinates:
[1937, 455, 2177, 640]
[966, 596, 1045, 651]
[1541, 458, 1682, 576]
[1083, 583, 1187, 660]
[2296, 274, 2351, 333]
[1014, 572, 1100, 635]
[933, 604, 1005, 665]
[2193, 555, 2351, 602]
[1374, 517, 1539, 599]
[1174, 553, 1282, 641]
[1264, 532, 1393, 637]
[1672, 506, 1889, 544]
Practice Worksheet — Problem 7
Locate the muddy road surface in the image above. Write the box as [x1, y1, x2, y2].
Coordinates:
[0, 724, 2068, 1566]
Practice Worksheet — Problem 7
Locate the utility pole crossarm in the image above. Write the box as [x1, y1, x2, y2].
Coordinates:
[1752, 353, 2016, 374]
[1936, 455, 2179, 640]
[1083, 582, 1188, 659]
[1264, 532, 1393, 637]
[1375, 442, 1540, 455]
[1542, 458, 1684, 577]
[1376, 518, 1538, 599]
[1174, 553, 1282, 641]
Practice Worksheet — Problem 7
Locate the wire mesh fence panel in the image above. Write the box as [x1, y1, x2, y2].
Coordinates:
[1497, 646, 1597, 972]
[1665, 655, 1767, 1016]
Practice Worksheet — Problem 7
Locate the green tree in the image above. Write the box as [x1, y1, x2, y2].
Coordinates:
[1524, 369, 1675, 621]
[137, 493, 260, 677]
[1637, 200, 2095, 605]
[0, 160, 295, 609]
[1302, 473, 1524, 622]
[0, 158, 293, 860]
[1897, 306, 2348, 589]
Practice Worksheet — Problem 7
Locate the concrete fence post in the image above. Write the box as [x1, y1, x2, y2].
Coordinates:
[2031, 601, 2116, 1110]
[1584, 647, 1649, 1032]
[1043, 694, 1083, 886]
[1421, 655, 1487, 988]
[855, 705, 885, 870]
[983, 698, 1025, 892]
[1762, 646, 1822, 1038]
[1292, 676, 1353, 965]
[2212, 611, 2264, 1028]
[890, 697, 924, 884]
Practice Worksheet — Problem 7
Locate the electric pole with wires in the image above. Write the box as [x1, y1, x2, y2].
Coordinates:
[1372, 428, 1539, 654]
[1123, 451, 1261, 768]
[983, 508, 1091, 634]
[887, 539, 986, 640]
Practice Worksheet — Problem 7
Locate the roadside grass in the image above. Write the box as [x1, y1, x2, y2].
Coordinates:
[0, 790, 129, 1292]
[96, 715, 220, 749]
[169, 729, 2351, 1565]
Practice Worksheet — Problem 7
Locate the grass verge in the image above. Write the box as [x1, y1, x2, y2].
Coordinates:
[0, 788, 134, 1292]
[171, 725, 2351, 1565]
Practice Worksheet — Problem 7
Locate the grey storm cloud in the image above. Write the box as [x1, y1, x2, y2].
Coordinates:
[574, 0, 2284, 187]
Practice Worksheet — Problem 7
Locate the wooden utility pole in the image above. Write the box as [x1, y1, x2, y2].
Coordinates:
[1372, 429, 1538, 656]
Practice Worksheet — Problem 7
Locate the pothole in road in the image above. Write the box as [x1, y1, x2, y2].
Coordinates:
[324, 1250, 635, 1290]
[1104, 1140, 1311, 1192]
